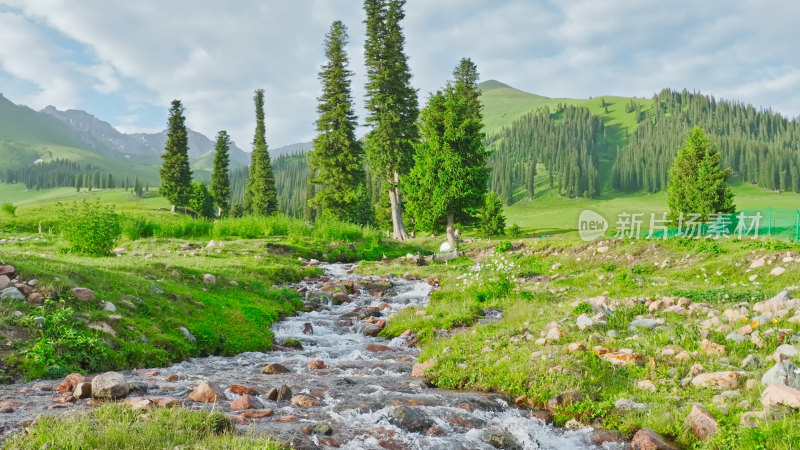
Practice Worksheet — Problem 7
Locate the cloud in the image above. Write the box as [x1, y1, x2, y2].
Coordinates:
[0, 0, 798, 146]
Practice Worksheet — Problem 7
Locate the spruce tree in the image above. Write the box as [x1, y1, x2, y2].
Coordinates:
[159, 100, 193, 212]
[244, 89, 278, 215]
[308, 21, 370, 225]
[667, 127, 735, 221]
[363, 0, 418, 240]
[211, 130, 231, 217]
[406, 58, 489, 248]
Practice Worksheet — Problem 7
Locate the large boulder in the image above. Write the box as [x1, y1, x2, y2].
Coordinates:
[761, 384, 800, 409]
[91, 372, 129, 399]
[761, 362, 800, 389]
[691, 371, 742, 390]
[187, 381, 226, 403]
[0, 265, 15, 277]
[0, 275, 11, 290]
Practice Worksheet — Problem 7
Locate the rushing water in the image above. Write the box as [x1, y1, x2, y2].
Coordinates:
[0, 264, 622, 449]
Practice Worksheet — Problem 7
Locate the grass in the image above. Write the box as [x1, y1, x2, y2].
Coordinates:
[360, 233, 800, 448]
[5, 403, 282, 449]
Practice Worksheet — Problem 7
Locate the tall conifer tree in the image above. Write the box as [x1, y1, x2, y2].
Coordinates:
[308, 21, 370, 225]
[211, 130, 231, 217]
[363, 0, 418, 240]
[244, 89, 278, 215]
[406, 58, 489, 248]
[159, 100, 193, 212]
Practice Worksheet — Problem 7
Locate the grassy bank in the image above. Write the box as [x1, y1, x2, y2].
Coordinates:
[363, 234, 800, 448]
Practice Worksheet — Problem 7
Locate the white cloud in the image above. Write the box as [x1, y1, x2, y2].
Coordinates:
[0, 0, 798, 147]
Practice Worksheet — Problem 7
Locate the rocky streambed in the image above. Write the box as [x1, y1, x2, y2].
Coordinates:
[0, 263, 623, 449]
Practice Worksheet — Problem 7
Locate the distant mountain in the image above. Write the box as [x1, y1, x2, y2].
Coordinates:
[270, 141, 311, 158]
[40, 106, 250, 168]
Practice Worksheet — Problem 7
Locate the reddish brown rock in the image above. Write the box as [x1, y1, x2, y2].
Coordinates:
[230, 394, 264, 410]
[27, 292, 45, 304]
[0, 265, 15, 277]
[125, 398, 153, 411]
[150, 397, 181, 408]
[761, 384, 800, 409]
[165, 375, 181, 382]
[291, 394, 321, 407]
[589, 430, 625, 446]
[599, 351, 644, 366]
[70, 287, 94, 301]
[685, 404, 718, 441]
[365, 344, 393, 352]
[278, 415, 298, 422]
[630, 428, 679, 450]
[411, 360, 434, 378]
[0, 401, 22, 409]
[187, 381, 226, 403]
[138, 370, 159, 377]
[332, 292, 351, 304]
[57, 373, 86, 393]
[53, 395, 76, 404]
[240, 409, 274, 418]
[700, 338, 726, 356]
[306, 360, 327, 370]
[229, 384, 261, 396]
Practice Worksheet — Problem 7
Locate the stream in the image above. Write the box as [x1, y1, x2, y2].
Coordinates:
[0, 263, 623, 449]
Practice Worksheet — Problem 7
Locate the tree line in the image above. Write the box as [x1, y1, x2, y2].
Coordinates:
[613, 88, 800, 193]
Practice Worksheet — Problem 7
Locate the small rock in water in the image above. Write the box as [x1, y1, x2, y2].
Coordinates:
[388, 406, 433, 433]
[230, 394, 264, 410]
[306, 360, 327, 370]
[310, 422, 334, 435]
[262, 363, 291, 375]
[277, 385, 292, 402]
[187, 381, 226, 403]
[483, 427, 522, 450]
[291, 394, 321, 407]
[303, 322, 314, 335]
[73, 382, 92, 399]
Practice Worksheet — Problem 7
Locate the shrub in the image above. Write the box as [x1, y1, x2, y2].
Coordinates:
[121, 217, 156, 240]
[495, 241, 513, 253]
[1, 203, 16, 216]
[59, 200, 121, 256]
[509, 224, 522, 238]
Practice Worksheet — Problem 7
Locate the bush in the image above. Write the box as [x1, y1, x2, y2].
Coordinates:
[1, 203, 16, 216]
[59, 200, 121, 256]
[495, 241, 513, 253]
[120, 217, 156, 240]
[508, 223, 522, 238]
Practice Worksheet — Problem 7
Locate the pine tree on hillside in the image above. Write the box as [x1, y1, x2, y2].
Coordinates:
[190, 181, 216, 219]
[406, 58, 489, 249]
[667, 127, 735, 221]
[363, 0, 419, 240]
[159, 100, 193, 212]
[308, 21, 371, 225]
[211, 130, 231, 217]
[244, 89, 278, 215]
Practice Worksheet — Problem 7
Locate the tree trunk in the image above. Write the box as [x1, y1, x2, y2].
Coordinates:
[171, 204, 176, 213]
[446, 213, 456, 249]
[218, 206, 223, 218]
[388, 172, 409, 241]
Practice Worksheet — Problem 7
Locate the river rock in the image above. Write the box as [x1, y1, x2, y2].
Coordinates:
[91, 371, 129, 399]
[691, 371, 742, 390]
[71, 287, 94, 301]
[277, 385, 292, 402]
[0, 275, 11, 290]
[362, 325, 382, 337]
[332, 292, 350, 305]
[685, 404, 717, 441]
[310, 422, 334, 435]
[483, 427, 522, 449]
[761, 384, 800, 409]
[291, 394, 321, 407]
[303, 323, 314, 335]
[306, 360, 327, 370]
[0, 287, 24, 300]
[230, 394, 264, 410]
[630, 428, 679, 449]
[73, 382, 92, 399]
[57, 373, 86, 393]
[761, 362, 800, 388]
[307, 291, 333, 303]
[188, 381, 226, 403]
[411, 360, 434, 378]
[229, 385, 260, 396]
[365, 344, 393, 352]
[388, 406, 433, 433]
[262, 363, 291, 374]
[590, 430, 625, 446]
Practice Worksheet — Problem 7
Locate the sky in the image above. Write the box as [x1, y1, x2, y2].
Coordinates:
[1, 0, 799, 150]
